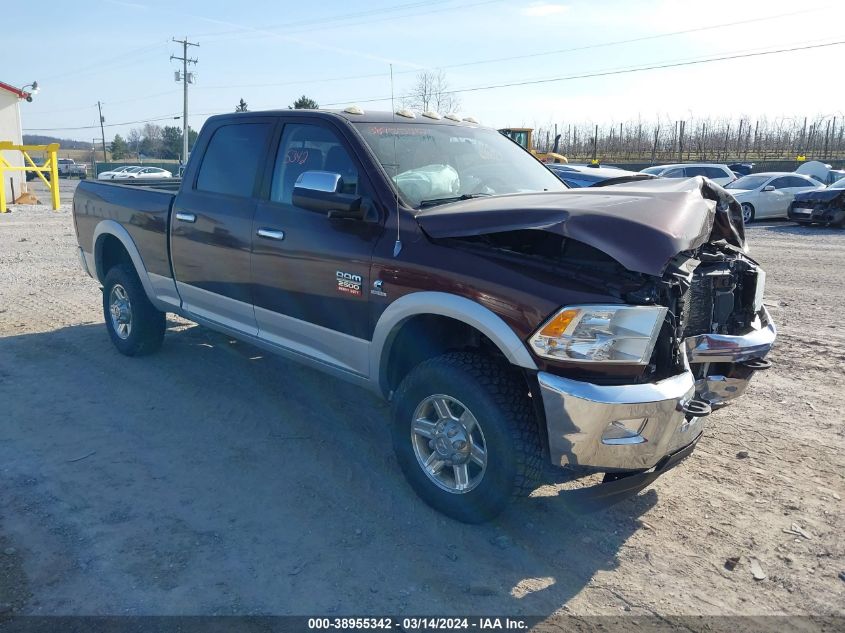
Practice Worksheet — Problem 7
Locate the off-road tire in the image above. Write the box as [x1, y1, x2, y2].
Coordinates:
[102, 264, 165, 356]
[391, 351, 543, 523]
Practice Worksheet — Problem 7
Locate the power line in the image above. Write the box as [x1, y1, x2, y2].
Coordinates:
[23, 113, 181, 132]
[406, 5, 834, 75]
[319, 39, 845, 107]
[25, 90, 182, 117]
[39, 40, 169, 83]
[194, 4, 831, 92]
[29, 4, 830, 120]
[26, 39, 844, 132]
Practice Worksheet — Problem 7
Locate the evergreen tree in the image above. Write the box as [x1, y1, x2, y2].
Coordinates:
[289, 95, 318, 109]
[109, 134, 128, 160]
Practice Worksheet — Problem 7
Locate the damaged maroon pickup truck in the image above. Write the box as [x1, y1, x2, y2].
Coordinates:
[72, 108, 776, 523]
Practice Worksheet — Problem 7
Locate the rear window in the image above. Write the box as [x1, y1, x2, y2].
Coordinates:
[782, 176, 814, 188]
[196, 123, 272, 197]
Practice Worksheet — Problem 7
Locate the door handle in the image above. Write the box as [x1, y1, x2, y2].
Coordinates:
[175, 212, 196, 223]
[257, 228, 285, 241]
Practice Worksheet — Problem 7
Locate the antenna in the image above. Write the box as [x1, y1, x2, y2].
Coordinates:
[390, 64, 402, 258]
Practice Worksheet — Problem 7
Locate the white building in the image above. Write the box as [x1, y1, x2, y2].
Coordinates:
[0, 81, 31, 203]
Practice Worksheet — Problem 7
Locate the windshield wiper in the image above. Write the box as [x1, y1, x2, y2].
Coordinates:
[418, 193, 491, 208]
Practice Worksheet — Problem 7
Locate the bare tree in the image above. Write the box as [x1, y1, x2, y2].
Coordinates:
[127, 128, 142, 159]
[403, 70, 460, 114]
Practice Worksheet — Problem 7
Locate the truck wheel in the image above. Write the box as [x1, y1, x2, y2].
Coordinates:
[391, 351, 542, 523]
[102, 264, 165, 356]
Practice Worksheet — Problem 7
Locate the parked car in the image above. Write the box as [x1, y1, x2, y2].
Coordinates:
[24, 156, 46, 181]
[73, 109, 775, 523]
[98, 166, 141, 180]
[114, 166, 173, 179]
[727, 162, 754, 177]
[725, 172, 822, 222]
[548, 164, 656, 188]
[57, 158, 87, 179]
[640, 163, 735, 186]
[788, 177, 845, 227]
[795, 160, 845, 185]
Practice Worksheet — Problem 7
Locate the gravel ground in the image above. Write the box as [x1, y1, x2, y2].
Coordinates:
[0, 180, 843, 618]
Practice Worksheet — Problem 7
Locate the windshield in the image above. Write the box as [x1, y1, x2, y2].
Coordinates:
[353, 122, 565, 208]
[726, 175, 769, 190]
[830, 177, 845, 190]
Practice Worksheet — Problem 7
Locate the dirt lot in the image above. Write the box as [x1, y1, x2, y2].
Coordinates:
[1, 180, 843, 618]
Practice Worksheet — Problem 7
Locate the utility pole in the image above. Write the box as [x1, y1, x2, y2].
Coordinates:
[171, 36, 199, 165]
[97, 101, 107, 162]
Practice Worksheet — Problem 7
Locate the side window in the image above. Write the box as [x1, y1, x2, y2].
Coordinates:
[196, 123, 272, 197]
[769, 177, 790, 190]
[685, 166, 709, 177]
[705, 167, 729, 179]
[271, 123, 359, 205]
[785, 176, 812, 188]
[663, 168, 685, 178]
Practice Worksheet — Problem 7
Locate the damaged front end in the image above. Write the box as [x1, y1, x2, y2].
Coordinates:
[418, 177, 776, 486]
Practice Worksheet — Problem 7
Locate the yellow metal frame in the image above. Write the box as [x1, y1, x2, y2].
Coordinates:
[0, 142, 60, 212]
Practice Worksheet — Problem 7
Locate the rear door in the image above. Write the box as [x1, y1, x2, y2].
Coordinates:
[170, 117, 276, 334]
[249, 119, 383, 376]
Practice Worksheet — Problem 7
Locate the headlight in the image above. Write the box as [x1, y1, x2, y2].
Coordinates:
[529, 305, 667, 364]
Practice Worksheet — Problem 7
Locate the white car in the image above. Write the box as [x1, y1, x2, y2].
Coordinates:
[97, 166, 140, 180]
[725, 172, 823, 223]
[640, 163, 736, 186]
[114, 167, 173, 179]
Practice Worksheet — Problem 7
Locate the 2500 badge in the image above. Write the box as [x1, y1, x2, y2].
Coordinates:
[336, 271, 363, 297]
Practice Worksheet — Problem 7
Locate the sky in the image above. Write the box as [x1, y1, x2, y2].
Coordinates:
[7, 0, 845, 142]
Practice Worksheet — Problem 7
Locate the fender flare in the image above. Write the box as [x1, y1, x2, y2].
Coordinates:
[370, 291, 538, 396]
[92, 220, 164, 309]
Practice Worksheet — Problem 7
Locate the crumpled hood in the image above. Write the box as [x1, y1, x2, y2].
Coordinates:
[415, 176, 745, 277]
[792, 187, 845, 203]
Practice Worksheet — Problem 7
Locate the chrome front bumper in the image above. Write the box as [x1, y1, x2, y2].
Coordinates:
[539, 307, 776, 471]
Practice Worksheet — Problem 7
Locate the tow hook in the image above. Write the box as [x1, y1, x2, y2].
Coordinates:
[741, 358, 772, 370]
[677, 398, 712, 417]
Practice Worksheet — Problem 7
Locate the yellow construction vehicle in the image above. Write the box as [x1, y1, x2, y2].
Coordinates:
[498, 128, 568, 164]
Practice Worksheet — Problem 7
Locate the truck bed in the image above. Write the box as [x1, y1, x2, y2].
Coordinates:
[73, 179, 177, 280]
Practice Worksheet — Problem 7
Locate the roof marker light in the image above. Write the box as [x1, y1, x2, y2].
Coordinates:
[395, 108, 416, 119]
[422, 110, 442, 120]
[462, 116, 479, 124]
[444, 113, 462, 122]
[343, 105, 364, 115]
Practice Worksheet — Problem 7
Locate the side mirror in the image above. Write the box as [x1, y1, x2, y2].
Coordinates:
[292, 170, 375, 221]
[762, 185, 775, 192]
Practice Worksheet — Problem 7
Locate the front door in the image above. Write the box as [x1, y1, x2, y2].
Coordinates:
[170, 118, 276, 334]
[250, 120, 383, 375]
[760, 176, 793, 218]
